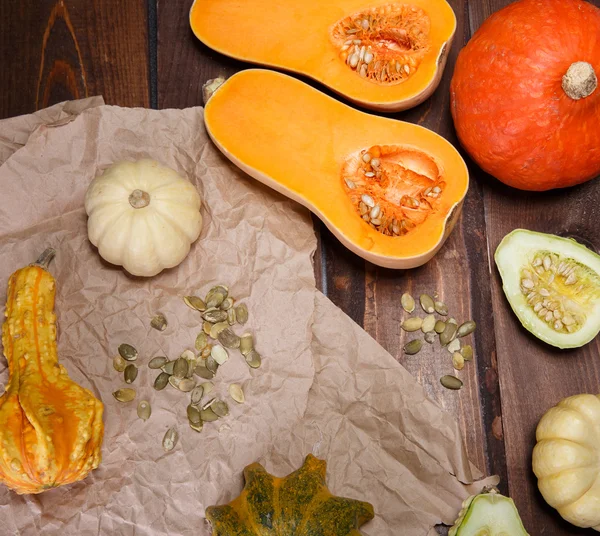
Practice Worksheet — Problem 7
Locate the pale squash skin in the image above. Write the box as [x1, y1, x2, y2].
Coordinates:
[190, 0, 456, 112]
[206, 454, 374, 535]
[0, 250, 104, 494]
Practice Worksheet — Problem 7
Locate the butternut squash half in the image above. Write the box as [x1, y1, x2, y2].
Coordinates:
[190, 0, 456, 112]
[203, 70, 468, 269]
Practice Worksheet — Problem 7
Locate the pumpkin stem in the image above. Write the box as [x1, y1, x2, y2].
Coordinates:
[129, 189, 150, 209]
[562, 62, 597, 100]
[202, 77, 226, 105]
[33, 248, 56, 270]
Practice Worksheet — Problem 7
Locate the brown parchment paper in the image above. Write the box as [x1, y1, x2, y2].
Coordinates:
[0, 101, 494, 536]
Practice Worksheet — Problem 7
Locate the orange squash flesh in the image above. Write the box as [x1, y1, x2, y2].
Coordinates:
[204, 70, 468, 268]
[190, 0, 456, 112]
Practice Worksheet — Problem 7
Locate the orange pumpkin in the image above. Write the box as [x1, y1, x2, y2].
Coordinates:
[450, 0, 600, 191]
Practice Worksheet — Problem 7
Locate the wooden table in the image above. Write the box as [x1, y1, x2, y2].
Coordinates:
[1, 1, 599, 534]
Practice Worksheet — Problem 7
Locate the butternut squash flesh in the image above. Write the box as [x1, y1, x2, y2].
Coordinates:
[204, 70, 468, 268]
[190, 0, 456, 111]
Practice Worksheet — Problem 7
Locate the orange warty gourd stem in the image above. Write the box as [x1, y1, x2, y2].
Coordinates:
[0, 249, 104, 494]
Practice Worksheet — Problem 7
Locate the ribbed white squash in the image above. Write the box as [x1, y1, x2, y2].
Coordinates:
[85, 159, 202, 277]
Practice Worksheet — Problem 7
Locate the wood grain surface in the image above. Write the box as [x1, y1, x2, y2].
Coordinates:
[1, 0, 599, 534]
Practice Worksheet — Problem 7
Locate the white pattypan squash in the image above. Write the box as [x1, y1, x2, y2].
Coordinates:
[85, 159, 202, 277]
[533, 393, 600, 531]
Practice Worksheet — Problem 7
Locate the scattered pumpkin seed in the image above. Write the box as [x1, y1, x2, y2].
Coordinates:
[169, 375, 181, 390]
[401, 292, 415, 313]
[202, 397, 216, 410]
[452, 352, 465, 370]
[205, 355, 219, 374]
[162, 427, 178, 451]
[202, 309, 228, 323]
[113, 388, 136, 402]
[194, 362, 215, 380]
[457, 320, 476, 338]
[124, 364, 138, 384]
[440, 375, 463, 390]
[422, 314, 436, 333]
[419, 294, 435, 313]
[229, 383, 245, 404]
[461, 345, 474, 361]
[190, 421, 203, 433]
[424, 331, 437, 344]
[447, 338, 461, 354]
[149, 356, 168, 369]
[221, 297, 234, 310]
[401, 317, 423, 332]
[118, 343, 138, 361]
[212, 400, 230, 417]
[200, 408, 219, 422]
[245, 350, 262, 368]
[211, 345, 229, 365]
[184, 295, 206, 312]
[235, 303, 249, 324]
[200, 381, 215, 396]
[203, 321, 212, 335]
[191, 385, 204, 405]
[113, 355, 127, 372]
[239, 332, 254, 356]
[195, 332, 209, 351]
[403, 339, 423, 355]
[201, 345, 212, 359]
[440, 322, 458, 346]
[154, 372, 170, 390]
[210, 321, 229, 340]
[227, 307, 237, 325]
[206, 289, 226, 309]
[161, 360, 175, 375]
[434, 301, 448, 316]
[218, 328, 240, 349]
[178, 378, 197, 392]
[150, 313, 168, 331]
[180, 349, 195, 360]
[137, 400, 151, 421]
[447, 317, 458, 325]
[434, 320, 446, 334]
[173, 357, 189, 379]
[187, 404, 202, 425]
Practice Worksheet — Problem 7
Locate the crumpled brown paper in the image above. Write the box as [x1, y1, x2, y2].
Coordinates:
[0, 100, 494, 535]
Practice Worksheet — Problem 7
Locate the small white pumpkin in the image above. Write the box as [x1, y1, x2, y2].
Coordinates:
[85, 159, 203, 277]
[533, 393, 600, 531]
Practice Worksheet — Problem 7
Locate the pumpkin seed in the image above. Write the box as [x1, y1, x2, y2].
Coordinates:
[229, 383, 245, 404]
[403, 339, 422, 355]
[206, 355, 219, 373]
[440, 375, 463, 390]
[202, 309, 228, 323]
[401, 317, 422, 332]
[202, 397, 216, 410]
[190, 420, 203, 433]
[162, 427, 178, 451]
[211, 345, 229, 365]
[461, 345, 474, 361]
[118, 343, 138, 361]
[180, 349, 195, 360]
[457, 320, 476, 338]
[194, 362, 215, 380]
[239, 332, 254, 356]
[149, 356, 168, 369]
[184, 295, 206, 311]
[447, 338, 461, 354]
[178, 378, 197, 392]
[210, 321, 229, 340]
[419, 294, 435, 313]
[113, 355, 127, 372]
[203, 321, 212, 335]
[218, 328, 240, 349]
[154, 372, 170, 390]
[424, 331, 437, 344]
[169, 375, 182, 390]
[173, 357, 189, 379]
[137, 400, 151, 421]
[200, 381, 215, 396]
[221, 297, 234, 310]
[185, 358, 197, 378]
[161, 360, 175, 375]
[124, 364, 138, 384]
[212, 400, 230, 417]
[245, 350, 262, 368]
[452, 352, 465, 371]
[440, 322, 458, 346]
[447, 317, 458, 325]
[227, 307, 237, 325]
[236, 303, 249, 324]
[422, 314, 436, 333]
[206, 290, 226, 309]
[401, 293, 415, 313]
[201, 345, 212, 359]
[200, 408, 219, 422]
[434, 321, 446, 334]
[434, 301, 448, 316]
[195, 332, 209, 351]
[187, 404, 202, 425]
[150, 313, 168, 331]
[113, 388, 136, 402]
[191, 385, 204, 405]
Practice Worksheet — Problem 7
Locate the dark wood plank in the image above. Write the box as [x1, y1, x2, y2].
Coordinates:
[0, 0, 149, 120]
[468, 0, 600, 534]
